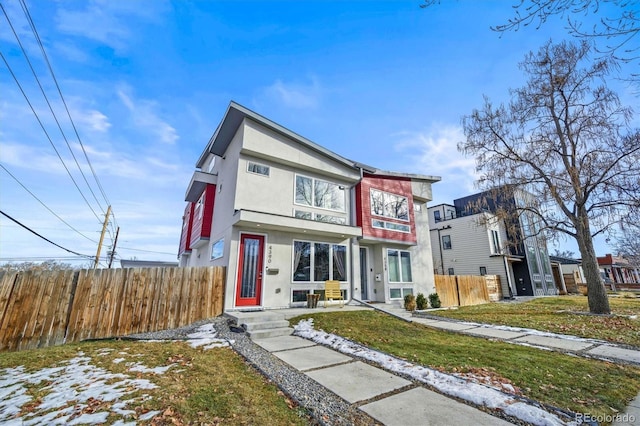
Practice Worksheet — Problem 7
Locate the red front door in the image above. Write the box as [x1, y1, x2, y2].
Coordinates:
[235, 234, 264, 307]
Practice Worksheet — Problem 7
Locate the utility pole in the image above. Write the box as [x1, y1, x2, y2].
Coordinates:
[94, 205, 111, 269]
[108, 226, 120, 269]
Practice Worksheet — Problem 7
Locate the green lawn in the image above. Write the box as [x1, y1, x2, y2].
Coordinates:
[289, 310, 640, 422]
[0, 340, 309, 425]
[426, 295, 640, 347]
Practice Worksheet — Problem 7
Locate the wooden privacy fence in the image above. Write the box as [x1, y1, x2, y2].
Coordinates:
[0, 266, 225, 352]
[434, 275, 497, 307]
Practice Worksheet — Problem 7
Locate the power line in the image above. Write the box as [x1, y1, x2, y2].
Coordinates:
[0, 3, 107, 218]
[117, 246, 177, 256]
[0, 162, 98, 244]
[0, 51, 103, 224]
[18, 0, 113, 215]
[0, 210, 94, 259]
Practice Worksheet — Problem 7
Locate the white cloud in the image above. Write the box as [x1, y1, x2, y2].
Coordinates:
[54, 0, 169, 51]
[391, 124, 480, 201]
[117, 87, 179, 145]
[72, 109, 111, 132]
[262, 77, 323, 109]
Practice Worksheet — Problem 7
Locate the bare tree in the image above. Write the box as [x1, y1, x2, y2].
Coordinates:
[460, 40, 640, 314]
[0, 260, 75, 272]
[613, 215, 640, 268]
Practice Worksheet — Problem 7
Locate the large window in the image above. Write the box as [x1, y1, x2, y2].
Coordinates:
[293, 240, 347, 282]
[370, 189, 409, 221]
[387, 249, 412, 283]
[295, 175, 345, 212]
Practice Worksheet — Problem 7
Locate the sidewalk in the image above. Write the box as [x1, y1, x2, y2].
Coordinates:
[239, 304, 640, 425]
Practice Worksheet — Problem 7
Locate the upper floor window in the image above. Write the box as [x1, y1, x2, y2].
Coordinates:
[196, 194, 204, 219]
[434, 210, 441, 223]
[295, 175, 345, 212]
[370, 189, 409, 221]
[442, 235, 452, 250]
[247, 162, 270, 176]
[490, 229, 500, 254]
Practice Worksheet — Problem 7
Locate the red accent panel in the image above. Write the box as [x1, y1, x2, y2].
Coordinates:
[178, 203, 195, 255]
[190, 184, 216, 248]
[357, 174, 417, 243]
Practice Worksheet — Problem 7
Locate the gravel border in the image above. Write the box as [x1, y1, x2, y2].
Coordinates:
[126, 317, 380, 426]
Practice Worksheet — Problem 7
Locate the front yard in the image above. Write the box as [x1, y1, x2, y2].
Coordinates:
[289, 309, 640, 421]
[426, 295, 640, 347]
[0, 339, 309, 425]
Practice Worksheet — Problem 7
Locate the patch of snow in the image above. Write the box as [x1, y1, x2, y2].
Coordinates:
[186, 323, 232, 349]
[0, 354, 160, 425]
[112, 357, 126, 364]
[128, 362, 173, 375]
[294, 318, 576, 426]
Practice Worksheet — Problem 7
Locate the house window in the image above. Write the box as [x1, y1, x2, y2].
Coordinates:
[389, 287, 413, 300]
[196, 194, 204, 219]
[372, 219, 410, 233]
[247, 162, 270, 176]
[442, 235, 452, 250]
[434, 210, 441, 223]
[387, 249, 412, 283]
[491, 230, 500, 254]
[480, 266, 487, 276]
[293, 240, 347, 282]
[211, 238, 224, 260]
[295, 175, 345, 212]
[448, 268, 455, 275]
[294, 210, 347, 225]
[370, 189, 409, 221]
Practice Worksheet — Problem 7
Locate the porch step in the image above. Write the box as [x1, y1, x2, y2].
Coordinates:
[224, 311, 293, 340]
[246, 327, 293, 339]
[241, 319, 291, 331]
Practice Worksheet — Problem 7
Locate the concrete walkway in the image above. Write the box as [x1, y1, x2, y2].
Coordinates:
[229, 304, 640, 424]
[253, 332, 513, 425]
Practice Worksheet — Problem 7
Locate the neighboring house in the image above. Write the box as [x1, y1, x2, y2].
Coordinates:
[427, 188, 558, 297]
[178, 102, 440, 310]
[549, 255, 584, 294]
[597, 254, 640, 286]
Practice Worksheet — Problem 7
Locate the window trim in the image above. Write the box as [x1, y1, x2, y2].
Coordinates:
[294, 174, 346, 213]
[292, 239, 348, 283]
[370, 188, 410, 222]
[247, 161, 270, 177]
[372, 219, 411, 233]
[442, 234, 452, 250]
[387, 249, 413, 283]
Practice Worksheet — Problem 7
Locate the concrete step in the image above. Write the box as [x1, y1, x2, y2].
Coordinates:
[225, 311, 284, 324]
[247, 327, 293, 339]
[241, 320, 291, 331]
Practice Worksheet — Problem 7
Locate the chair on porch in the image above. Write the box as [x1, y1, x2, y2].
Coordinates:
[324, 280, 344, 308]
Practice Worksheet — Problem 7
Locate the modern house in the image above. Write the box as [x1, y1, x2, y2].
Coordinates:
[427, 188, 558, 297]
[178, 102, 440, 310]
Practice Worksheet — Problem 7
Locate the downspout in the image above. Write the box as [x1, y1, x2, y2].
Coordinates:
[348, 166, 365, 305]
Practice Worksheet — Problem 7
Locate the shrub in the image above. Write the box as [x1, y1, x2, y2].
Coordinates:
[415, 293, 428, 310]
[404, 293, 416, 311]
[428, 293, 441, 309]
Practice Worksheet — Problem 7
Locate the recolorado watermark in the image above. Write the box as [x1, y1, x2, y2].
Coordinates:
[576, 413, 635, 424]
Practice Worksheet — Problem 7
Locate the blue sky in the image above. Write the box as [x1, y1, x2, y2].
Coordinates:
[0, 0, 637, 266]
